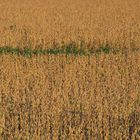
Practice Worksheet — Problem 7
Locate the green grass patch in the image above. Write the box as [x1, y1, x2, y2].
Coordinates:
[0, 42, 139, 57]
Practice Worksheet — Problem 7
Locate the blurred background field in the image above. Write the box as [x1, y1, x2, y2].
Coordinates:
[0, 0, 139, 49]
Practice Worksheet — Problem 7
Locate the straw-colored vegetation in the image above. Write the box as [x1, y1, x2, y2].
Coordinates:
[0, 0, 140, 139]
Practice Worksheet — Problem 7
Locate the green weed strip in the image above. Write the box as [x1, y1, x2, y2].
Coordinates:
[0, 42, 139, 57]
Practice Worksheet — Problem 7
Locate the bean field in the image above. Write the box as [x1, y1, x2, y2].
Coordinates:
[0, 0, 140, 139]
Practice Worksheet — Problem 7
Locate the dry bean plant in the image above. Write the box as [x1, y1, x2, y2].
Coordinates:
[0, 0, 140, 139]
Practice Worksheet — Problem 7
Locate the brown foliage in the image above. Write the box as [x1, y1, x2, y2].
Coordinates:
[0, 0, 140, 139]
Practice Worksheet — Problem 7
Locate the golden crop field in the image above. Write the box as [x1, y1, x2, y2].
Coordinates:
[0, 0, 140, 139]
